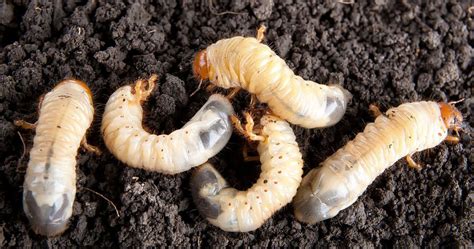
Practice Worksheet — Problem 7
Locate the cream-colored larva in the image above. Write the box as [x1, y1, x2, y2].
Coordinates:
[190, 114, 304, 232]
[101, 75, 234, 174]
[20, 80, 95, 237]
[293, 101, 464, 224]
[193, 26, 352, 128]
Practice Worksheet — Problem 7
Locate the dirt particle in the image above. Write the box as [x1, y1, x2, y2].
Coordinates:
[1, 1, 470, 247]
[436, 63, 459, 86]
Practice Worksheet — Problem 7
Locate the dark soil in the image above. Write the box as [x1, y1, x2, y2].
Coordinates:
[0, 0, 472, 247]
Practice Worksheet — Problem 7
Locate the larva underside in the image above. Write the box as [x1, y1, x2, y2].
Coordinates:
[191, 115, 304, 232]
[101, 77, 234, 174]
[203, 29, 351, 128]
[293, 101, 451, 224]
[23, 80, 94, 237]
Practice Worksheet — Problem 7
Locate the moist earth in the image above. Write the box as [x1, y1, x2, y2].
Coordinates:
[0, 0, 472, 247]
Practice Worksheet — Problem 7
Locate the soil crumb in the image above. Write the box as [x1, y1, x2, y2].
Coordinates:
[0, 0, 471, 247]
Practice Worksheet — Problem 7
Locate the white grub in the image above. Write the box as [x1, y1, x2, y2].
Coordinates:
[293, 101, 463, 224]
[101, 75, 234, 174]
[23, 80, 94, 236]
[191, 114, 303, 232]
[193, 26, 351, 128]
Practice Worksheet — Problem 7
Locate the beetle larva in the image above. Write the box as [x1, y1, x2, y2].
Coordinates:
[191, 114, 304, 232]
[21, 79, 95, 236]
[193, 26, 352, 128]
[101, 75, 234, 174]
[293, 101, 463, 224]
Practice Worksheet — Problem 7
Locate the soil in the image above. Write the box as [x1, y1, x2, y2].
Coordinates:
[0, 0, 472, 247]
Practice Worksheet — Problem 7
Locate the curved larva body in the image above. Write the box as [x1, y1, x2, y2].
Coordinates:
[191, 115, 304, 232]
[204, 36, 351, 128]
[293, 101, 450, 224]
[101, 87, 234, 174]
[24, 80, 94, 236]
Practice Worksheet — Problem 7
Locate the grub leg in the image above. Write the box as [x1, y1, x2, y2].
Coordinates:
[369, 104, 383, 118]
[14, 120, 37, 130]
[81, 137, 101, 156]
[406, 154, 422, 171]
[256, 25, 266, 42]
[445, 135, 460, 144]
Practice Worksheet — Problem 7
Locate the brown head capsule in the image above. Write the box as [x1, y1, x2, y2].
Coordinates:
[56, 79, 93, 102]
[438, 102, 463, 133]
[193, 50, 209, 80]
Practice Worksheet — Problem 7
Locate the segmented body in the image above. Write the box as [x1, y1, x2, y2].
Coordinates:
[23, 80, 94, 236]
[101, 85, 234, 174]
[293, 101, 450, 224]
[203, 36, 351, 128]
[191, 115, 303, 232]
